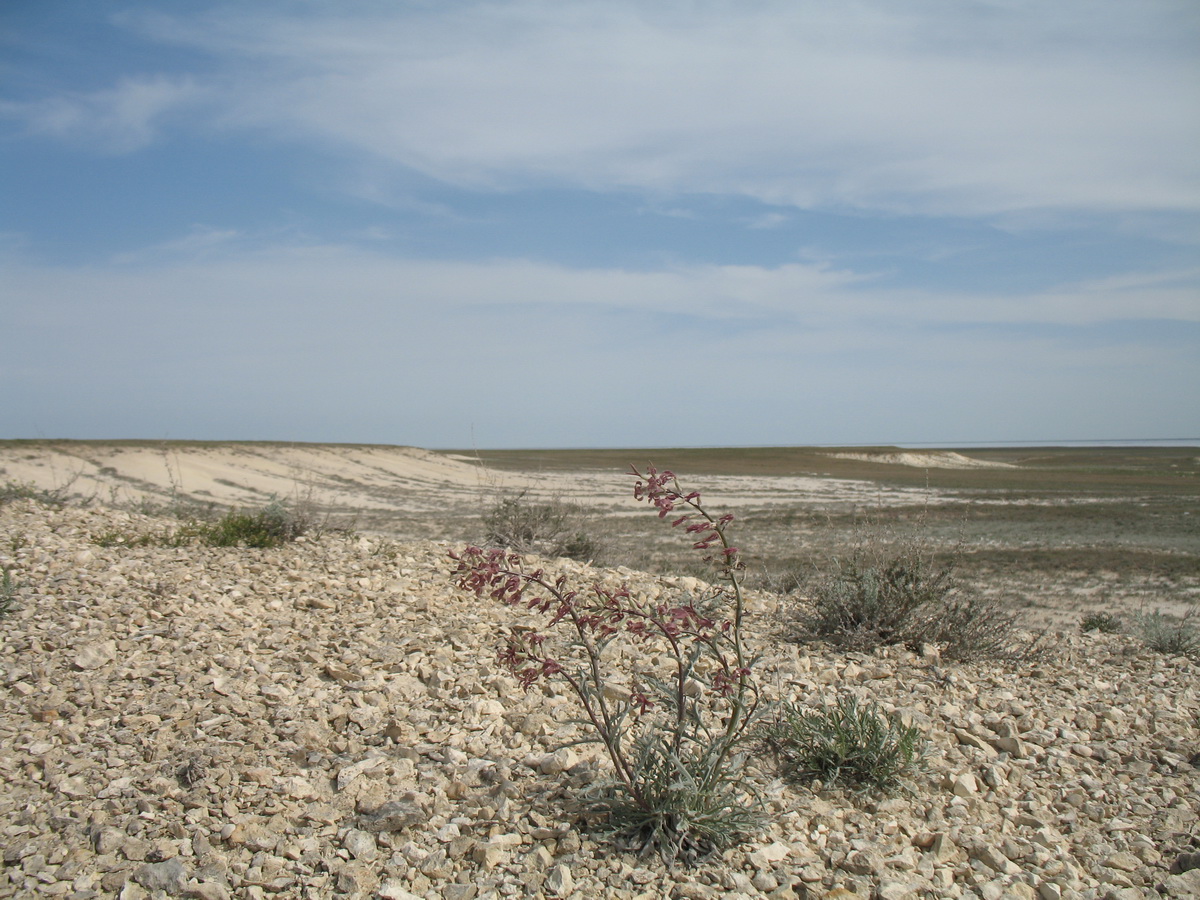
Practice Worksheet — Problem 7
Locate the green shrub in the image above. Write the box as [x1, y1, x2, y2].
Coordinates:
[93, 529, 159, 549]
[1080, 611, 1124, 634]
[761, 693, 923, 792]
[173, 498, 313, 548]
[1132, 610, 1199, 658]
[483, 491, 601, 561]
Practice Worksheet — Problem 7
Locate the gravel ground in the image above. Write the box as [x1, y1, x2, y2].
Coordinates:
[1, 499, 1198, 900]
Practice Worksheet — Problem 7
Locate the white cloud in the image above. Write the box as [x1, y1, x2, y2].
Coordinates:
[5, 75, 204, 152]
[112, 0, 1200, 217]
[4, 240, 1196, 445]
[7, 237, 1197, 338]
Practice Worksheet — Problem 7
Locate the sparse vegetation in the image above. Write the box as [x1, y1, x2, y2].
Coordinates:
[789, 514, 1031, 660]
[483, 490, 602, 561]
[761, 693, 923, 792]
[0, 569, 17, 617]
[454, 468, 762, 863]
[180, 498, 312, 548]
[1, 480, 70, 507]
[93, 529, 160, 549]
[1132, 610, 1199, 658]
[90, 496, 326, 550]
[1081, 611, 1124, 633]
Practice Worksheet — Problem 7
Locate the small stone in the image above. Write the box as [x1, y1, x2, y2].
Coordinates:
[230, 824, 277, 853]
[472, 842, 508, 869]
[356, 800, 424, 832]
[928, 834, 959, 863]
[952, 772, 978, 797]
[538, 748, 577, 775]
[324, 662, 356, 683]
[1161, 869, 1200, 899]
[337, 756, 385, 790]
[749, 842, 792, 868]
[1170, 851, 1200, 875]
[185, 882, 232, 900]
[841, 849, 880, 876]
[673, 884, 717, 899]
[123, 839, 151, 862]
[334, 865, 376, 895]
[74, 640, 117, 670]
[377, 881, 423, 900]
[133, 858, 188, 895]
[752, 872, 780, 891]
[955, 729, 999, 758]
[877, 880, 920, 900]
[1103, 851, 1141, 873]
[545, 864, 574, 897]
[990, 736, 1029, 758]
[968, 843, 1020, 875]
[342, 829, 377, 861]
[93, 827, 125, 854]
[1104, 889, 1147, 900]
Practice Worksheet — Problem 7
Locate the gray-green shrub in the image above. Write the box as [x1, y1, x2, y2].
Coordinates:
[792, 516, 1028, 661]
[761, 693, 923, 792]
[1132, 610, 1199, 658]
[483, 490, 601, 561]
[0, 569, 18, 618]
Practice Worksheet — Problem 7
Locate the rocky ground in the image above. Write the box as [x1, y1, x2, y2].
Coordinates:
[1, 498, 1198, 900]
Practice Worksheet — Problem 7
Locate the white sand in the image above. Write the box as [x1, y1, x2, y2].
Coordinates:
[0, 442, 941, 522]
[829, 450, 1016, 470]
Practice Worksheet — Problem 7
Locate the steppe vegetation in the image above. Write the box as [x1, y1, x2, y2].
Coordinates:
[1, 442, 1198, 898]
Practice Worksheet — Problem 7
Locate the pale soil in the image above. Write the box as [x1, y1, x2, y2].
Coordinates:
[1, 443, 1199, 899]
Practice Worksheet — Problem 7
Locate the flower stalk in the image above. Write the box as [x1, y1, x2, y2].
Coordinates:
[450, 466, 761, 860]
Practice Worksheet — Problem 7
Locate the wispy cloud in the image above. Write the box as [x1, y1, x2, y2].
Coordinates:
[100, 0, 1199, 218]
[5, 238, 1195, 445]
[3, 75, 204, 152]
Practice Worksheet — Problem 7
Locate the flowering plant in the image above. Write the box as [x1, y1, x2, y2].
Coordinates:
[451, 466, 761, 861]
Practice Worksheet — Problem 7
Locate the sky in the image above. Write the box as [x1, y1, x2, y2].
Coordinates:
[2, 1, 1199, 449]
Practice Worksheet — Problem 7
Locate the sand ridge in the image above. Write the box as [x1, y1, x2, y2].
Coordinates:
[0, 443, 942, 525]
[828, 451, 1017, 470]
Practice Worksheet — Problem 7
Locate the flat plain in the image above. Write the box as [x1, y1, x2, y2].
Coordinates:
[2, 440, 1197, 628]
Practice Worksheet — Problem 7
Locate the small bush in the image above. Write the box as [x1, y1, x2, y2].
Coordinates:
[0, 480, 68, 507]
[792, 515, 1028, 661]
[174, 498, 313, 548]
[914, 595, 1026, 661]
[0, 569, 17, 617]
[802, 549, 954, 650]
[93, 529, 160, 549]
[483, 491, 601, 561]
[1132, 610, 1199, 658]
[1080, 611, 1123, 634]
[762, 693, 923, 792]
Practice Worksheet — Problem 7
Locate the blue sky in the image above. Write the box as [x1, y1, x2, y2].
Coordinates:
[3, 1, 1198, 448]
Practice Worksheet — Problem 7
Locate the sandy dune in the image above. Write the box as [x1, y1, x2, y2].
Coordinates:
[0, 443, 499, 511]
[828, 450, 1016, 469]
